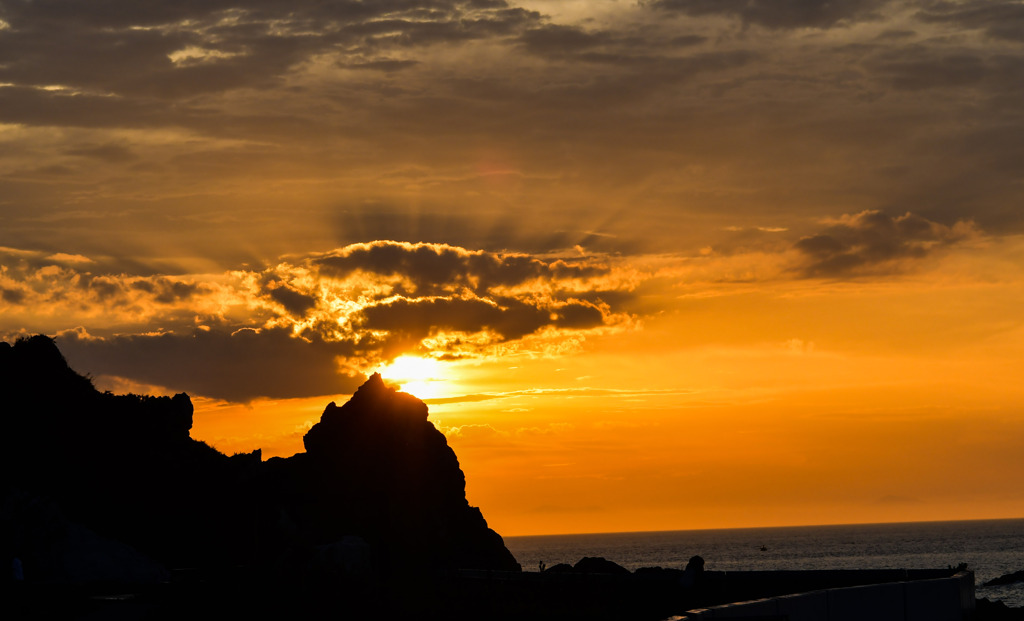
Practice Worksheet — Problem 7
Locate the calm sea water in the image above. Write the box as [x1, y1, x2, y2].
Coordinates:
[505, 519, 1024, 607]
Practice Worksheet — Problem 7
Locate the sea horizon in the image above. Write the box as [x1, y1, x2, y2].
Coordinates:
[505, 516, 1024, 607]
[504, 515, 1024, 540]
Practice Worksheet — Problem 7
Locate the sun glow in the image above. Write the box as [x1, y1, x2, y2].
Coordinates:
[378, 355, 445, 399]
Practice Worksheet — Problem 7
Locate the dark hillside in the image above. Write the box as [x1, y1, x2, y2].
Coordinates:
[1, 335, 517, 617]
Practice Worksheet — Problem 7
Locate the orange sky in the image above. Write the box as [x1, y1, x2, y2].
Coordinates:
[2, 0, 1024, 536]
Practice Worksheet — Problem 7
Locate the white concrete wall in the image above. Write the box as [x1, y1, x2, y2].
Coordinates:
[904, 577, 966, 621]
[777, 590, 828, 620]
[827, 582, 905, 621]
[679, 571, 972, 621]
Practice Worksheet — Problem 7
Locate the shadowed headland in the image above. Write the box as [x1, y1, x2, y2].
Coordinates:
[1, 335, 518, 618]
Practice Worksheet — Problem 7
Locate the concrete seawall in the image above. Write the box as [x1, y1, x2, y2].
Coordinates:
[676, 570, 974, 620]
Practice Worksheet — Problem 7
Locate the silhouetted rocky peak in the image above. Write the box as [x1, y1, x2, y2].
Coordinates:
[293, 371, 519, 572]
[337, 371, 426, 423]
[1, 337, 199, 491]
[304, 372, 429, 456]
[1, 334, 96, 403]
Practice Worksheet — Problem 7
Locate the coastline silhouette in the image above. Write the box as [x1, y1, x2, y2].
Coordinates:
[0, 336, 998, 620]
[1, 335, 516, 617]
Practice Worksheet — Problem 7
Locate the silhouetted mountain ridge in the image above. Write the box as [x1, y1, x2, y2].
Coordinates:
[1, 335, 518, 591]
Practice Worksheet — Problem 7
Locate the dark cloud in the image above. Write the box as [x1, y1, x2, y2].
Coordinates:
[357, 296, 606, 344]
[28, 164, 76, 176]
[916, 1, 1024, 42]
[515, 22, 744, 76]
[647, 0, 889, 29]
[0, 85, 166, 129]
[0, 241, 632, 396]
[64, 143, 139, 163]
[874, 28, 916, 40]
[0, 0, 540, 106]
[57, 327, 363, 402]
[0, 246, 194, 281]
[283, 242, 628, 365]
[0, 288, 27, 304]
[553, 302, 606, 329]
[267, 284, 318, 317]
[342, 59, 421, 72]
[515, 22, 712, 74]
[0, 0, 547, 147]
[552, 289, 637, 309]
[864, 47, 1016, 91]
[518, 24, 610, 56]
[2, 0, 1024, 262]
[671, 34, 708, 47]
[793, 211, 973, 277]
[0, 251, 206, 323]
[359, 297, 543, 342]
[346, 8, 538, 46]
[150, 278, 200, 304]
[292, 242, 628, 362]
[84, 275, 126, 301]
[313, 241, 608, 296]
[331, 207, 642, 255]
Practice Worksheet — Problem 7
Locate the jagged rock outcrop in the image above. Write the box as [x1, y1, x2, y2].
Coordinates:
[573, 556, 630, 575]
[2, 336, 259, 571]
[1, 335, 519, 593]
[280, 372, 519, 573]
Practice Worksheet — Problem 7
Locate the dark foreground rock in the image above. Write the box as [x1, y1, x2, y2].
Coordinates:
[573, 556, 630, 574]
[977, 597, 1024, 620]
[1, 335, 517, 618]
[986, 570, 1024, 587]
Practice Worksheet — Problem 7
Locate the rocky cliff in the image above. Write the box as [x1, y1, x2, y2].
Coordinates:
[0, 335, 518, 592]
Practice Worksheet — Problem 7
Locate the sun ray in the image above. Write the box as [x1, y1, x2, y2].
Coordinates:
[378, 355, 444, 399]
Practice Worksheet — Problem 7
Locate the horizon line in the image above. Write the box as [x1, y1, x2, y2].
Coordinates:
[503, 515, 1024, 539]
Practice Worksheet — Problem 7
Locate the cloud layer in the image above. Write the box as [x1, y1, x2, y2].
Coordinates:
[0, 0, 1018, 403]
[1, 0, 1022, 267]
[793, 211, 977, 277]
[648, 0, 889, 29]
[0, 241, 631, 400]
[2, 204, 981, 401]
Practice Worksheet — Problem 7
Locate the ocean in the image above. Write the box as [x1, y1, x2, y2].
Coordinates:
[504, 518, 1024, 608]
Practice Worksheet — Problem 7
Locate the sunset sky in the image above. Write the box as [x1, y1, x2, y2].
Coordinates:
[2, 0, 1024, 536]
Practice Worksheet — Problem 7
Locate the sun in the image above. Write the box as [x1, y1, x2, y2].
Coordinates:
[378, 355, 444, 399]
